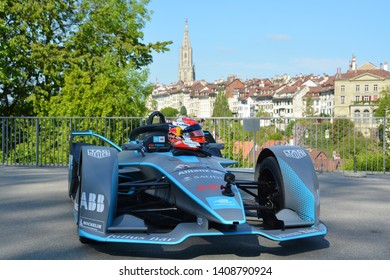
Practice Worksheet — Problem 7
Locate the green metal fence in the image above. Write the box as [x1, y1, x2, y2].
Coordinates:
[1, 116, 389, 174]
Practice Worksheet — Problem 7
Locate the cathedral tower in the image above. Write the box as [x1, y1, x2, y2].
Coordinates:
[178, 19, 195, 83]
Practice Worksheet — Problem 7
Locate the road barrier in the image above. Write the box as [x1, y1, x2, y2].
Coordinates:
[1, 116, 388, 174]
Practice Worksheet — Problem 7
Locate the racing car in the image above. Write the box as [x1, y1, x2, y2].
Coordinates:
[68, 111, 327, 245]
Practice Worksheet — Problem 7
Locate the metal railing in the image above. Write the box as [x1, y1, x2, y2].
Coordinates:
[1, 116, 389, 174]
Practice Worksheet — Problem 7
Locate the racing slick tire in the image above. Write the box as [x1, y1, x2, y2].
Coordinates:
[255, 155, 285, 229]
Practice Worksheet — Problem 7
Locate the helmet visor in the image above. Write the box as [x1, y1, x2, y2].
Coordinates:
[189, 129, 204, 138]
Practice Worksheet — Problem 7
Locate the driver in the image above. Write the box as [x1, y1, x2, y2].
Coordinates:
[168, 117, 205, 150]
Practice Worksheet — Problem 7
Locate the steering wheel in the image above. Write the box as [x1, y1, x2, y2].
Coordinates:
[147, 111, 166, 125]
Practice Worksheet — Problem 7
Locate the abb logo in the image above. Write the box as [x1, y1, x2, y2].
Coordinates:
[198, 184, 219, 191]
[80, 192, 105, 212]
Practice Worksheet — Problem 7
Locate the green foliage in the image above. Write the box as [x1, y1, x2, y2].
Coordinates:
[180, 105, 187, 116]
[342, 152, 390, 172]
[331, 118, 355, 146]
[1, 117, 142, 165]
[374, 89, 390, 117]
[0, 0, 77, 116]
[160, 107, 179, 118]
[304, 95, 315, 117]
[47, 0, 171, 117]
[375, 89, 390, 148]
[1, 0, 172, 117]
[212, 90, 233, 117]
[255, 106, 271, 117]
[48, 64, 151, 117]
[285, 120, 295, 138]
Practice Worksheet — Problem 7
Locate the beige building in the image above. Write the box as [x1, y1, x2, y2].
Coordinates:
[334, 56, 390, 136]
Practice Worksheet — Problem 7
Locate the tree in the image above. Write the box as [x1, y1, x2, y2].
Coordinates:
[304, 95, 315, 117]
[212, 90, 233, 117]
[1, 0, 171, 117]
[374, 89, 390, 148]
[0, 0, 78, 116]
[48, 0, 171, 117]
[180, 105, 187, 116]
[255, 107, 271, 117]
[331, 118, 355, 146]
[160, 107, 178, 118]
[375, 90, 390, 116]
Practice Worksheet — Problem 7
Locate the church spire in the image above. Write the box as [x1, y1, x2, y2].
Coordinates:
[183, 18, 190, 46]
[178, 19, 195, 83]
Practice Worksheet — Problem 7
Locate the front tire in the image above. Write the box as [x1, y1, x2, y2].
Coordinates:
[255, 156, 285, 228]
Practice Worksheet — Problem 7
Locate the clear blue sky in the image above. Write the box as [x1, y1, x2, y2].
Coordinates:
[143, 0, 390, 85]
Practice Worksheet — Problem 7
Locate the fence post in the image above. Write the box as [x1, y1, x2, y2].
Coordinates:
[1, 118, 4, 165]
[384, 114, 387, 174]
[35, 118, 39, 166]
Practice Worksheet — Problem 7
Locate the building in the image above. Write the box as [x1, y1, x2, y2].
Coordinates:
[224, 76, 245, 115]
[152, 41, 389, 130]
[303, 76, 335, 117]
[334, 55, 390, 136]
[178, 19, 195, 83]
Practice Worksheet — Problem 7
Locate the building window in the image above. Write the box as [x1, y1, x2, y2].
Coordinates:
[356, 85, 360, 92]
[364, 96, 370, 102]
[341, 96, 345, 104]
[374, 84, 378, 92]
[365, 85, 369, 92]
[363, 110, 370, 124]
[354, 109, 360, 117]
[354, 109, 360, 123]
[341, 85, 345, 92]
[355, 96, 360, 102]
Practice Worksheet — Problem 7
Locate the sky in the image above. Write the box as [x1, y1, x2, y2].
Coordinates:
[143, 0, 390, 85]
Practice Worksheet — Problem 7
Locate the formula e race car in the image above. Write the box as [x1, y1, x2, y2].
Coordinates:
[68, 111, 327, 245]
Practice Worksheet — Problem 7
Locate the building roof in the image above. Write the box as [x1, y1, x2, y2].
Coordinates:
[337, 69, 390, 79]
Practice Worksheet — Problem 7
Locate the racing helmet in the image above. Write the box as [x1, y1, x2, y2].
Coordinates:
[168, 126, 182, 142]
[170, 117, 206, 150]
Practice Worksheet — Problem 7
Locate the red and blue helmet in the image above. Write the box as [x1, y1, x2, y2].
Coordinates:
[169, 118, 205, 149]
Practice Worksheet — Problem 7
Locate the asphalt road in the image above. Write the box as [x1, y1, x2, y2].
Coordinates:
[1, 166, 389, 260]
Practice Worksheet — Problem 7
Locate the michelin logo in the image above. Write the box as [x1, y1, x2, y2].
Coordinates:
[80, 217, 104, 232]
[87, 149, 111, 159]
[283, 149, 307, 159]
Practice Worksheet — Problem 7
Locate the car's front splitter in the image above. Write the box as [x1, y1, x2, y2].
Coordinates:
[78, 221, 327, 245]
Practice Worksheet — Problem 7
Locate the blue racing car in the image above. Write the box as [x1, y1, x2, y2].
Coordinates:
[68, 111, 327, 245]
